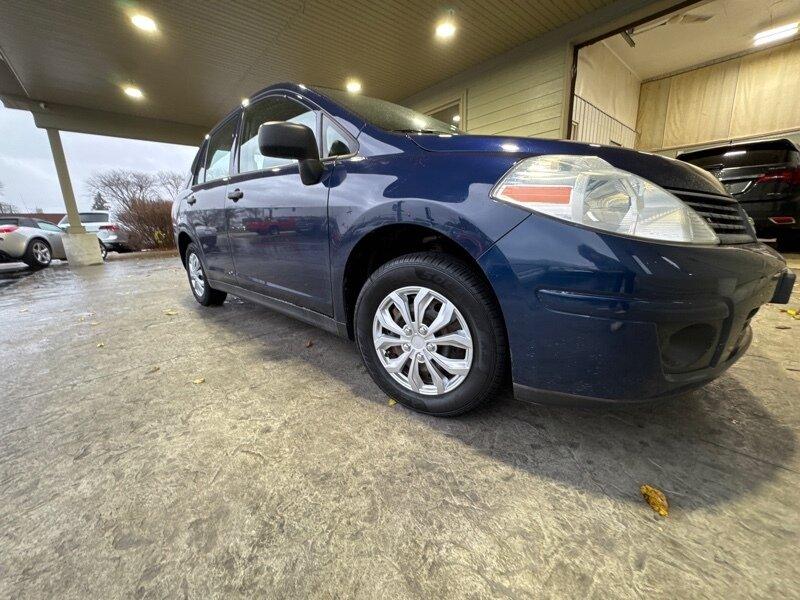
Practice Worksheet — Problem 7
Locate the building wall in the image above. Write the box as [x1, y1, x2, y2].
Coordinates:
[402, 0, 682, 141]
[404, 42, 570, 139]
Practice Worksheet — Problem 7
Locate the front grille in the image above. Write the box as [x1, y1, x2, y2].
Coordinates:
[670, 190, 755, 244]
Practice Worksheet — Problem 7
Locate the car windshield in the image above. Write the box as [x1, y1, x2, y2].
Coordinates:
[313, 87, 461, 135]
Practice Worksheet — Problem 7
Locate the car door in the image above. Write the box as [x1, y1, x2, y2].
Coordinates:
[226, 94, 334, 315]
[35, 220, 67, 259]
[185, 113, 239, 283]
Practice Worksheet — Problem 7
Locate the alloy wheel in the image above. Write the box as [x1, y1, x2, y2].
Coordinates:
[32, 241, 50, 265]
[372, 285, 473, 396]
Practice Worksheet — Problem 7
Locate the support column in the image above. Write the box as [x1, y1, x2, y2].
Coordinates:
[46, 128, 103, 266]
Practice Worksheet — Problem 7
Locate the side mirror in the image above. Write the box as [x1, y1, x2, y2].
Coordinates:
[258, 121, 323, 185]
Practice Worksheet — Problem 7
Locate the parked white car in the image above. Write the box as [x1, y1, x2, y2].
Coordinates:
[58, 211, 132, 253]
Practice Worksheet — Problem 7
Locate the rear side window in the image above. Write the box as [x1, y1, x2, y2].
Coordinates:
[204, 115, 239, 182]
[38, 221, 63, 232]
[0, 217, 19, 225]
[239, 96, 318, 174]
[78, 213, 109, 223]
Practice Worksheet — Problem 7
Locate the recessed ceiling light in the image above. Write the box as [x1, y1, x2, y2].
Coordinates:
[753, 22, 798, 46]
[452, 114, 461, 123]
[131, 14, 158, 33]
[241, 98, 250, 107]
[123, 85, 144, 99]
[345, 79, 362, 93]
[435, 20, 456, 39]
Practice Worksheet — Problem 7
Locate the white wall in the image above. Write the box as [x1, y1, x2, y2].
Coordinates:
[637, 37, 800, 152]
[575, 41, 641, 130]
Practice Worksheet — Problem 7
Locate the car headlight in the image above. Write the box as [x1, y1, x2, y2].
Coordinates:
[491, 155, 719, 245]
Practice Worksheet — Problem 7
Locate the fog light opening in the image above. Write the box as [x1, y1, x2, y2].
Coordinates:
[662, 323, 717, 371]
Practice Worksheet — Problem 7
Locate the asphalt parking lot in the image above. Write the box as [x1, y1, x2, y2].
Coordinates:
[1, 254, 799, 598]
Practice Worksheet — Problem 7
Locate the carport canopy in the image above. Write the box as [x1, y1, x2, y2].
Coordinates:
[0, 0, 621, 145]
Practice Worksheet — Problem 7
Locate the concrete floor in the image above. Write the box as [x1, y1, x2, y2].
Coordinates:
[1, 255, 799, 599]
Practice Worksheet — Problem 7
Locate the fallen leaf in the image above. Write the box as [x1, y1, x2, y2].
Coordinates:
[640, 484, 669, 517]
[788, 309, 798, 317]
[147, 366, 160, 374]
[305, 340, 314, 348]
[388, 398, 397, 406]
[163, 309, 179, 316]
[192, 378, 205, 385]
[96, 342, 105, 348]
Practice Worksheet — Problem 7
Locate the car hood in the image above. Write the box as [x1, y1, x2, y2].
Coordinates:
[407, 134, 727, 196]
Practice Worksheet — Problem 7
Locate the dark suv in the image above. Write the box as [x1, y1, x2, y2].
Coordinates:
[173, 83, 794, 416]
[678, 139, 800, 247]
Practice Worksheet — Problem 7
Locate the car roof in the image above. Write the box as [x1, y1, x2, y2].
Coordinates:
[677, 138, 800, 159]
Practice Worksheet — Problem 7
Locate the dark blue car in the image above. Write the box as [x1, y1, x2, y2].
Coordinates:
[173, 83, 795, 416]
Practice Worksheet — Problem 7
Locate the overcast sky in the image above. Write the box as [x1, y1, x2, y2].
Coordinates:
[0, 105, 197, 213]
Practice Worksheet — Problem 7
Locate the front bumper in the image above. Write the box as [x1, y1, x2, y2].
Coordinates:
[479, 214, 793, 404]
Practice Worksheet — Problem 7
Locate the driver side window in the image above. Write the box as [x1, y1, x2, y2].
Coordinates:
[239, 96, 318, 174]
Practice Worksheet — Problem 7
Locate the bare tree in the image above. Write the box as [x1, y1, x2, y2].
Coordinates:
[85, 168, 183, 249]
[156, 171, 185, 203]
[0, 200, 18, 214]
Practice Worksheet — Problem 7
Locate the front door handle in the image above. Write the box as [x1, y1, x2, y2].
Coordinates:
[186, 196, 197, 205]
[227, 189, 244, 202]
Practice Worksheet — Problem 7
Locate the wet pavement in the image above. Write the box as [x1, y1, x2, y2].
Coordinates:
[1, 255, 799, 598]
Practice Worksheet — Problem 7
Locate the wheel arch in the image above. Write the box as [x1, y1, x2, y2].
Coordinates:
[177, 230, 193, 267]
[340, 223, 502, 340]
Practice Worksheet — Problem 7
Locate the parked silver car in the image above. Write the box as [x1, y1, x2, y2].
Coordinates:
[57, 211, 132, 253]
[0, 215, 68, 268]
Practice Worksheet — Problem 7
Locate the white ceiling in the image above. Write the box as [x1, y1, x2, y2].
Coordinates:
[604, 0, 800, 80]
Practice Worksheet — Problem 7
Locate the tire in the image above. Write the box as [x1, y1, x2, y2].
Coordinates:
[99, 241, 108, 261]
[185, 242, 227, 306]
[355, 252, 508, 416]
[23, 238, 52, 269]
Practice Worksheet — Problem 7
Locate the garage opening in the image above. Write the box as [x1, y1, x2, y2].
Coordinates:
[571, 0, 800, 155]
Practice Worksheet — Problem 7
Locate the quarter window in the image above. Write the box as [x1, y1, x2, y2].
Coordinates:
[204, 115, 239, 182]
[239, 96, 318, 174]
[323, 116, 352, 158]
[38, 221, 63, 232]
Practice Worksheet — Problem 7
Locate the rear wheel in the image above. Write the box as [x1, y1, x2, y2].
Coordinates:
[185, 242, 227, 306]
[355, 252, 507, 416]
[23, 239, 52, 269]
[99, 241, 108, 261]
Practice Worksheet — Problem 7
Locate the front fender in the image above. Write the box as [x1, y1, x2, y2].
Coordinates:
[328, 152, 530, 321]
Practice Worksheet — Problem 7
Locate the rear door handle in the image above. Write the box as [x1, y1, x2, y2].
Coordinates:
[227, 189, 244, 202]
[186, 196, 197, 205]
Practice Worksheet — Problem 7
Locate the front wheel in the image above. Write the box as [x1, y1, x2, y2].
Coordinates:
[99, 241, 108, 261]
[355, 252, 508, 416]
[23, 239, 52, 269]
[185, 242, 227, 306]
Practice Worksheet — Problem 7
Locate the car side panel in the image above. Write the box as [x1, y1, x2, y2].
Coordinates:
[327, 152, 531, 324]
